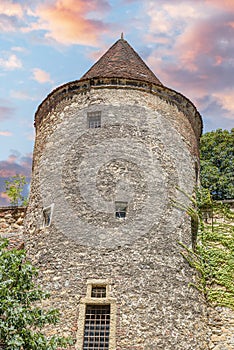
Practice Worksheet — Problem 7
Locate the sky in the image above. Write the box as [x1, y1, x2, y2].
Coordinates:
[0, 0, 234, 205]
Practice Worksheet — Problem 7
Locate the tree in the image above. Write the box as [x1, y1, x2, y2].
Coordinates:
[0, 239, 73, 350]
[200, 128, 234, 200]
[4, 175, 28, 207]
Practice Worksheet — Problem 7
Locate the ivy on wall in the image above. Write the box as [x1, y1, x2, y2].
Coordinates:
[177, 188, 234, 309]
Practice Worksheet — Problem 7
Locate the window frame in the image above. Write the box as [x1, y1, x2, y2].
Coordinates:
[76, 279, 116, 350]
[87, 111, 101, 129]
[42, 203, 54, 228]
[115, 201, 128, 219]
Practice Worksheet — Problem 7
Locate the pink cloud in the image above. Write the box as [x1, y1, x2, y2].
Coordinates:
[0, 1, 23, 18]
[143, 1, 234, 131]
[32, 68, 53, 84]
[213, 90, 234, 116]
[0, 192, 10, 206]
[205, 0, 234, 11]
[0, 105, 15, 121]
[0, 131, 12, 137]
[27, 0, 111, 46]
[0, 152, 32, 177]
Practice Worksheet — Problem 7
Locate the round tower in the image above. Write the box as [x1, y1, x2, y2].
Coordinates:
[25, 37, 208, 349]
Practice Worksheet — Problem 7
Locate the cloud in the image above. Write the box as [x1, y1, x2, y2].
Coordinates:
[11, 46, 28, 53]
[0, 1, 24, 32]
[143, 1, 234, 122]
[0, 0, 111, 45]
[0, 192, 10, 206]
[213, 90, 234, 116]
[205, 0, 234, 11]
[32, 68, 53, 84]
[0, 105, 15, 121]
[26, 0, 111, 46]
[0, 151, 32, 177]
[0, 54, 22, 70]
[0, 15, 21, 32]
[0, 1, 23, 18]
[197, 95, 234, 132]
[10, 90, 36, 101]
[0, 131, 12, 136]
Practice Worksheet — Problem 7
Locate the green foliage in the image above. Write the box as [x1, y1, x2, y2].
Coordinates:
[0, 239, 73, 349]
[4, 175, 28, 207]
[179, 189, 234, 309]
[200, 128, 234, 200]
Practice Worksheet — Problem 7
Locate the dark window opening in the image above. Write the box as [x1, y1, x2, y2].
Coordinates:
[91, 286, 106, 298]
[88, 111, 101, 128]
[83, 304, 110, 350]
[43, 206, 52, 227]
[115, 201, 127, 219]
[195, 161, 199, 183]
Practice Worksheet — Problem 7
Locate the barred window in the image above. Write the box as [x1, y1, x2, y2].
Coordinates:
[83, 305, 110, 350]
[115, 201, 128, 219]
[91, 286, 106, 298]
[88, 111, 101, 128]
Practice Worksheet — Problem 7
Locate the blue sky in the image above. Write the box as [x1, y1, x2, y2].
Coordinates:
[0, 0, 234, 204]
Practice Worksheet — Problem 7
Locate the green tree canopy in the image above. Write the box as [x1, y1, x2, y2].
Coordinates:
[4, 175, 28, 207]
[200, 128, 234, 200]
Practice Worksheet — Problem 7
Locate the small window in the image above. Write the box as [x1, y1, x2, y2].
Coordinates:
[42, 204, 54, 227]
[115, 201, 127, 219]
[195, 161, 199, 183]
[83, 305, 110, 350]
[91, 286, 106, 298]
[88, 111, 101, 128]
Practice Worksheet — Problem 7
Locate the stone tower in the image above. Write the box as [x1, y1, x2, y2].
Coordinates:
[25, 37, 207, 349]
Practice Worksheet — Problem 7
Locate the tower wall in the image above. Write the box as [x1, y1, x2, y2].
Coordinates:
[25, 86, 208, 349]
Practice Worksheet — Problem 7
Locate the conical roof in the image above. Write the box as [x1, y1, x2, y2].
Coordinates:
[81, 37, 162, 86]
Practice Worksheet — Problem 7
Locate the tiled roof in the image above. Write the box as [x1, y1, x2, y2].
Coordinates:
[81, 37, 162, 86]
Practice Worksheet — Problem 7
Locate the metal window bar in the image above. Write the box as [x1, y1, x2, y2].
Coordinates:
[83, 305, 110, 350]
[91, 286, 106, 298]
[88, 112, 101, 128]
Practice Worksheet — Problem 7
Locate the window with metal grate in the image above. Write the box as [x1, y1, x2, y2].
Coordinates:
[88, 111, 101, 128]
[83, 304, 110, 350]
[91, 286, 106, 298]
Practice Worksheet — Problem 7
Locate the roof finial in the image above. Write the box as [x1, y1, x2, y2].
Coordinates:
[121, 32, 124, 40]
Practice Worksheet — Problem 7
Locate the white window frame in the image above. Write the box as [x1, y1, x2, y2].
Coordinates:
[42, 203, 54, 228]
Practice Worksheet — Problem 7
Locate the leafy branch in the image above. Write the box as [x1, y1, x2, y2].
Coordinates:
[0, 239, 73, 349]
[4, 175, 28, 207]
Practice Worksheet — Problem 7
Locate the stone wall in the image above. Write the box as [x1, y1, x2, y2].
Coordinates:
[0, 207, 26, 248]
[208, 307, 234, 350]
